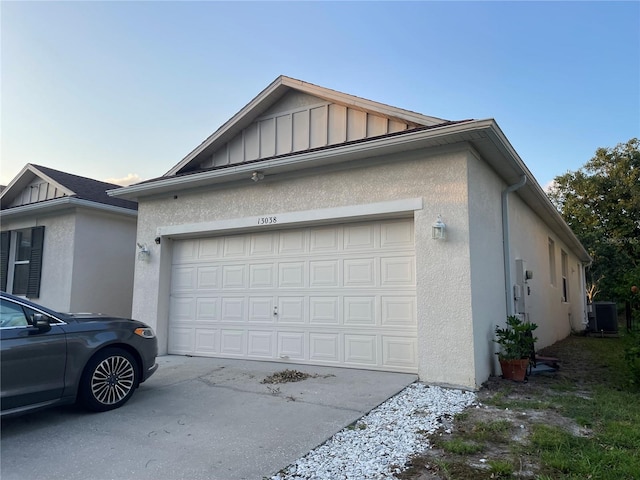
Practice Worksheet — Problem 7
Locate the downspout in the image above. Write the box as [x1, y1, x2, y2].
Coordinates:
[502, 175, 527, 317]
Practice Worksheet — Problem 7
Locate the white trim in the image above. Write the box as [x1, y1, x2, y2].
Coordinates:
[0, 197, 137, 220]
[157, 197, 423, 238]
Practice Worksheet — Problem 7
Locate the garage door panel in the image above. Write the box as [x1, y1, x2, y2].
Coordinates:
[309, 333, 340, 362]
[310, 260, 339, 287]
[381, 221, 414, 248]
[171, 266, 196, 291]
[383, 336, 417, 367]
[249, 263, 276, 288]
[222, 265, 246, 288]
[344, 224, 376, 250]
[279, 230, 306, 254]
[344, 297, 376, 326]
[247, 331, 274, 357]
[277, 297, 306, 323]
[250, 233, 277, 256]
[381, 256, 415, 285]
[278, 332, 306, 359]
[310, 227, 340, 252]
[173, 240, 199, 263]
[381, 296, 416, 326]
[279, 262, 306, 288]
[221, 297, 245, 321]
[198, 238, 222, 259]
[249, 297, 274, 322]
[169, 327, 194, 353]
[170, 296, 195, 320]
[309, 297, 340, 325]
[169, 219, 417, 373]
[223, 236, 247, 258]
[197, 266, 220, 289]
[220, 330, 245, 355]
[196, 297, 219, 321]
[344, 258, 376, 287]
[195, 329, 218, 354]
[344, 334, 377, 365]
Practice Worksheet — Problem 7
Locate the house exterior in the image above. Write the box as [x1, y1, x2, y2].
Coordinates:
[109, 76, 591, 389]
[0, 164, 138, 318]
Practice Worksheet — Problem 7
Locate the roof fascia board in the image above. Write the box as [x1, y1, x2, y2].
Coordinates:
[111, 120, 489, 200]
[0, 197, 138, 220]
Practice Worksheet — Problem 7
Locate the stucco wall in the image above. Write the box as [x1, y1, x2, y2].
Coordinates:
[1, 213, 76, 312]
[508, 189, 586, 348]
[69, 209, 137, 317]
[466, 152, 508, 384]
[133, 146, 477, 388]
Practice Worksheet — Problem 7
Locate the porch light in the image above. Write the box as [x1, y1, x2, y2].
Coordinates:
[431, 214, 446, 240]
[137, 243, 150, 261]
[251, 171, 264, 182]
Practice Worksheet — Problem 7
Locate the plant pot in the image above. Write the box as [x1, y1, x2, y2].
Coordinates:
[499, 358, 530, 382]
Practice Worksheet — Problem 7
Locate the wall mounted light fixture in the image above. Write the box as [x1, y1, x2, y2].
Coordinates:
[431, 214, 446, 240]
[251, 171, 264, 182]
[137, 242, 151, 261]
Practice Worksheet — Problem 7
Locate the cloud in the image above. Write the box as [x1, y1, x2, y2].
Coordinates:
[542, 180, 557, 193]
[105, 173, 143, 186]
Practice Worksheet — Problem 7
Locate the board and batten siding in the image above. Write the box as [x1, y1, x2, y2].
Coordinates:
[200, 94, 416, 169]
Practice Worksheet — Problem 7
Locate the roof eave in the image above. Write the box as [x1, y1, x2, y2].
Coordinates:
[0, 197, 138, 220]
[110, 120, 485, 200]
[110, 119, 591, 263]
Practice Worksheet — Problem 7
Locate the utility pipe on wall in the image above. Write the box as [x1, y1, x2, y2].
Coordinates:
[502, 175, 527, 318]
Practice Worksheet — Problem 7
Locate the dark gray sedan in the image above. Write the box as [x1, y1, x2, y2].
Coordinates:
[0, 292, 158, 417]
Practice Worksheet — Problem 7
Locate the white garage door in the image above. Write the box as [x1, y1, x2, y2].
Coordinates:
[168, 219, 417, 372]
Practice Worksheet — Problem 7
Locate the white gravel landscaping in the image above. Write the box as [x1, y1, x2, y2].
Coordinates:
[270, 383, 477, 480]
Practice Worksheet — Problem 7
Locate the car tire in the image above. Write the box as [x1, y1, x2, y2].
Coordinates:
[79, 348, 139, 412]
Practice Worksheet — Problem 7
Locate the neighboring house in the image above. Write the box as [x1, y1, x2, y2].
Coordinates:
[109, 76, 591, 389]
[0, 164, 138, 318]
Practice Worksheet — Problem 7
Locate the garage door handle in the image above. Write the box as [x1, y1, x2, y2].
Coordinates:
[273, 306, 278, 316]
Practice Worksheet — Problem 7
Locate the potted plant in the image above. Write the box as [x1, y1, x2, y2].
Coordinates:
[494, 315, 538, 381]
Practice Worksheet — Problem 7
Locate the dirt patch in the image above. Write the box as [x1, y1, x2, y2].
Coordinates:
[261, 369, 334, 384]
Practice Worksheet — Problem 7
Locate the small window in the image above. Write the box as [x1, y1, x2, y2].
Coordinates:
[548, 238, 556, 287]
[561, 250, 569, 302]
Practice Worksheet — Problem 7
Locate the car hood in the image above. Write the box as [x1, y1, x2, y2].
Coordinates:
[65, 313, 138, 323]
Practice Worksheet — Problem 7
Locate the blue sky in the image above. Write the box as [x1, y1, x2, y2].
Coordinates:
[2, 1, 639, 190]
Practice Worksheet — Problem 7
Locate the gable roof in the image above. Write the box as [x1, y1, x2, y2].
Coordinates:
[165, 75, 450, 177]
[0, 164, 137, 213]
[108, 76, 589, 263]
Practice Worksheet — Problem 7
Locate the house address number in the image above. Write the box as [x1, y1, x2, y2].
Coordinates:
[257, 216, 277, 225]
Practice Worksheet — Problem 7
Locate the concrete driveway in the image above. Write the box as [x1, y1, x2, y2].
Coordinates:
[1, 356, 416, 480]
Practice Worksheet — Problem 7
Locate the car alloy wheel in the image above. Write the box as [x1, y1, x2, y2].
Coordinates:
[91, 354, 135, 405]
[80, 348, 139, 412]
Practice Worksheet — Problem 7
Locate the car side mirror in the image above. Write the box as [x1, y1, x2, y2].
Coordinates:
[30, 313, 52, 333]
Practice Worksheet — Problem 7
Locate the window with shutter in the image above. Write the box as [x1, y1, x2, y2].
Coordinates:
[2, 227, 45, 298]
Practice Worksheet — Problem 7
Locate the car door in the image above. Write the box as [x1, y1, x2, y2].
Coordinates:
[0, 297, 67, 412]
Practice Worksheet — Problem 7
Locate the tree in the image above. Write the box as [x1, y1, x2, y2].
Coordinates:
[547, 138, 640, 303]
